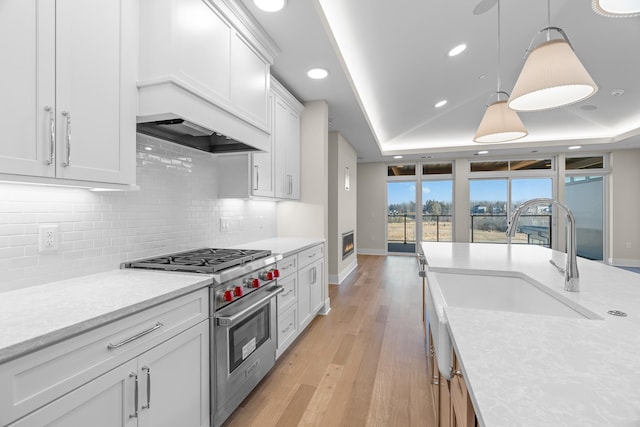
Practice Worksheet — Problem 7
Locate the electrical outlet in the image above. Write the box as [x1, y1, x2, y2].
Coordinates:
[39, 224, 59, 253]
[220, 217, 230, 232]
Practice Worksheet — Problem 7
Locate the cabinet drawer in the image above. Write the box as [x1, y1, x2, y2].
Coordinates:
[0, 288, 208, 425]
[277, 305, 297, 352]
[277, 275, 297, 312]
[277, 254, 297, 279]
[298, 244, 324, 269]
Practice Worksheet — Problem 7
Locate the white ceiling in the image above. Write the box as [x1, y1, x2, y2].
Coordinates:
[239, 0, 640, 162]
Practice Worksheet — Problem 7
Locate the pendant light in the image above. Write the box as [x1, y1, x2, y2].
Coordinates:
[508, 0, 598, 111]
[474, 0, 527, 143]
[593, 0, 640, 17]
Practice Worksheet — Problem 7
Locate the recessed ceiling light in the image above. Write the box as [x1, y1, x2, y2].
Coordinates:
[478, 74, 487, 80]
[393, 155, 403, 159]
[144, 146, 153, 151]
[434, 100, 448, 108]
[448, 44, 467, 57]
[478, 150, 489, 155]
[611, 89, 624, 96]
[307, 68, 329, 79]
[254, 0, 286, 12]
[568, 145, 582, 150]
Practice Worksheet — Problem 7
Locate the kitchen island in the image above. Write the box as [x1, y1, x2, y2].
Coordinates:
[421, 242, 640, 427]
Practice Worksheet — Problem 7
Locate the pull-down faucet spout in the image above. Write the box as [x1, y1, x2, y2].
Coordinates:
[506, 198, 579, 292]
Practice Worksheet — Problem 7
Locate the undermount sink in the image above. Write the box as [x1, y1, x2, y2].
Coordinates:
[425, 268, 602, 379]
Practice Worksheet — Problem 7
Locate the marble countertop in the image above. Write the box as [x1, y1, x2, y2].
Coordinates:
[233, 237, 324, 258]
[0, 269, 212, 364]
[420, 242, 640, 427]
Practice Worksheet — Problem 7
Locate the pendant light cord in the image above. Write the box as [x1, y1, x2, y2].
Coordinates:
[547, 0, 551, 41]
[497, 0, 501, 93]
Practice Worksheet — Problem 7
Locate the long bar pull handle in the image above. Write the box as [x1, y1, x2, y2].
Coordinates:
[254, 165, 259, 191]
[107, 322, 163, 349]
[142, 366, 151, 409]
[44, 106, 55, 165]
[61, 111, 71, 167]
[129, 372, 139, 419]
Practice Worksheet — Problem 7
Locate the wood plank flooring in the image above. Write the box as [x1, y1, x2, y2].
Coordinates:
[223, 255, 436, 427]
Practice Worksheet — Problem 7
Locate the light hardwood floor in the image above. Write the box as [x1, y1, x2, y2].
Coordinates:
[223, 255, 436, 427]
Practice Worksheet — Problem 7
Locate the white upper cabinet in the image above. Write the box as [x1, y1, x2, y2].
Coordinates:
[272, 79, 303, 200]
[0, 0, 137, 186]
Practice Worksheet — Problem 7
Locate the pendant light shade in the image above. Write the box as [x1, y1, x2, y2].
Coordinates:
[508, 29, 598, 112]
[474, 97, 528, 143]
[593, 0, 640, 17]
[473, 0, 528, 143]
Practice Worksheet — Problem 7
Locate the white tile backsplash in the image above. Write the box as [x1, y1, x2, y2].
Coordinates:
[0, 135, 277, 292]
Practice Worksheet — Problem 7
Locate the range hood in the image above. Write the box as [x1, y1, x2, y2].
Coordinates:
[137, 119, 260, 154]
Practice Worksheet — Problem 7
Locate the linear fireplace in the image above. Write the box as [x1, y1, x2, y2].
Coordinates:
[342, 231, 354, 260]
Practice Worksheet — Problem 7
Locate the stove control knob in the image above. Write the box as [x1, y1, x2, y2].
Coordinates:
[273, 269, 280, 278]
[259, 271, 274, 281]
[220, 290, 234, 302]
[244, 278, 260, 288]
[233, 286, 244, 297]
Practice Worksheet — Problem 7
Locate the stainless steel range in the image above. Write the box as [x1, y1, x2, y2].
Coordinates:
[123, 248, 283, 427]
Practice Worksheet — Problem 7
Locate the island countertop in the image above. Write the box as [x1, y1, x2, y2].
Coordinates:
[420, 242, 640, 427]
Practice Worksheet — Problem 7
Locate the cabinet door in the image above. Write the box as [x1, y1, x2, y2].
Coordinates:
[298, 259, 323, 329]
[309, 260, 324, 314]
[251, 94, 274, 197]
[137, 321, 210, 427]
[8, 360, 138, 427]
[274, 96, 301, 199]
[0, 0, 55, 177]
[297, 262, 312, 329]
[55, 0, 133, 184]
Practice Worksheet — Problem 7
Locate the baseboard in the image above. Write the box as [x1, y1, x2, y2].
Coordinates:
[608, 258, 640, 267]
[319, 297, 331, 315]
[357, 248, 386, 255]
[329, 259, 358, 285]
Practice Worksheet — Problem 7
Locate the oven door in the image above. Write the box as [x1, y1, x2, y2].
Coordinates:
[213, 284, 283, 426]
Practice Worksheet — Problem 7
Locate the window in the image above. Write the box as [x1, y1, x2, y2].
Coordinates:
[565, 176, 604, 260]
[387, 181, 417, 253]
[469, 177, 553, 244]
[566, 156, 604, 170]
[422, 180, 452, 242]
[388, 164, 416, 176]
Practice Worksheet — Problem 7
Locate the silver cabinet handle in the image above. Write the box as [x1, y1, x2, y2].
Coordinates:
[107, 322, 163, 349]
[281, 289, 293, 297]
[129, 372, 139, 418]
[142, 366, 151, 409]
[311, 266, 317, 284]
[282, 322, 294, 333]
[254, 165, 259, 191]
[61, 111, 71, 167]
[44, 106, 55, 165]
[287, 174, 293, 195]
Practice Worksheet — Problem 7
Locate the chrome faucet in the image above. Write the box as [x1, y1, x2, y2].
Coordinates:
[506, 198, 580, 292]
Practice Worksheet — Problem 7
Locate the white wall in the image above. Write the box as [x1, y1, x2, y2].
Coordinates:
[328, 132, 357, 284]
[356, 162, 387, 254]
[0, 134, 277, 292]
[609, 149, 640, 266]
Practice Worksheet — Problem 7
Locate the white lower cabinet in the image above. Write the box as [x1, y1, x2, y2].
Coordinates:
[1, 289, 210, 427]
[275, 244, 325, 358]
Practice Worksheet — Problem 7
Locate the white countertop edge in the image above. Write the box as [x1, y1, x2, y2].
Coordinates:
[0, 270, 212, 364]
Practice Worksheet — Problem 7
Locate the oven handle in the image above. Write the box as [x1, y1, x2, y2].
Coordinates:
[215, 286, 283, 327]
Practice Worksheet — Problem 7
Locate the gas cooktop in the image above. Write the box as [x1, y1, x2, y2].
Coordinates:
[123, 248, 273, 275]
